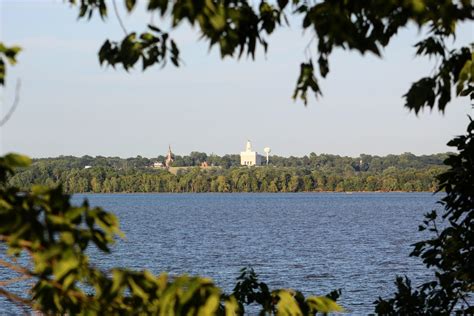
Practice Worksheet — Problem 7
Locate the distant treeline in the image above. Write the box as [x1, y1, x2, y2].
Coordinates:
[9, 152, 449, 193]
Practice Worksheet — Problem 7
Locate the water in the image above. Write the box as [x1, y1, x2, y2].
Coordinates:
[0, 193, 440, 315]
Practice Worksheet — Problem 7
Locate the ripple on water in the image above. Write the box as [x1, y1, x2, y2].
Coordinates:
[0, 192, 440, 315]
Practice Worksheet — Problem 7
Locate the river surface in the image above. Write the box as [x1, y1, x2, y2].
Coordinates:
[0, 193, 441, 315]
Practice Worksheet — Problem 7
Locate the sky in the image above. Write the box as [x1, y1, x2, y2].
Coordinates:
[0, 0, 472, 158]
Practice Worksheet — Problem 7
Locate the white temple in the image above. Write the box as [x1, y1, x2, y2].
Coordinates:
[240, 140, 262, 166]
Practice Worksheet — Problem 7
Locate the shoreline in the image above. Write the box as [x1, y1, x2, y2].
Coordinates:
[72, 191, 438, 195]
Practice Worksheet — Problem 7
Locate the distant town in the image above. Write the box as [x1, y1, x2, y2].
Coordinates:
[10, 143, 450, 193]
[147, 140, 271, 174]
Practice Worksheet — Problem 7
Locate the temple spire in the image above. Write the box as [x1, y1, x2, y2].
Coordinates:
[245, 140, 252, 152]
[165, 145, 174, 168]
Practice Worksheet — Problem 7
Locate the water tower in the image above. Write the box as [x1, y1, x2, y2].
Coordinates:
[263, 147, 271, 165]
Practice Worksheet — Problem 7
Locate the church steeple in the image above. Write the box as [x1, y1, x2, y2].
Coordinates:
[165, 145, 174, 168]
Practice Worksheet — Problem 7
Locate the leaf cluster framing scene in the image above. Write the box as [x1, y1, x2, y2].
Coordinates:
[0, 0, 472, 314]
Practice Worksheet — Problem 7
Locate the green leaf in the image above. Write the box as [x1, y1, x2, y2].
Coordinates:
[148, 24, 162, 33]
[274, 290, 303, 315]
[53, 256, 79, 280]
[197, 294, 220, 315]
[277, 0, 289, 9]
[125, 0, 136, 12]
[3, 153, 31, 168]
[307, 295, 344, 313]
[128, 277, 149, 301]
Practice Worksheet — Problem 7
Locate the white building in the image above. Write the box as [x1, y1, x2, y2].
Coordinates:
[240, 140, 262, 166]
[153, 161, 164, 168]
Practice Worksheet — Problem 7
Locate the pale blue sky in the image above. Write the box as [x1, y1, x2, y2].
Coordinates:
[0, 0, 472, 158]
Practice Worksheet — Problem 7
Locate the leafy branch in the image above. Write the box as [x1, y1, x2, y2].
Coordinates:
[375, 118, 474, 315]
[66, 1, 473, 108]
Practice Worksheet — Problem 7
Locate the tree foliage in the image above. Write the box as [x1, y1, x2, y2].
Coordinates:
[9, 154, 445, 193]
[0, 43, 21, 86]
[67, 0, 473, 107]
[1, 1, 472, 108]
[374, 118, 474, 314]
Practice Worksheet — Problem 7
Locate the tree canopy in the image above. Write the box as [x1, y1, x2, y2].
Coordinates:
[66, 0, 473, 109]
[10, 153, 446, 193]
[1, 1, 472, 108]
[374, 118, 474, 315]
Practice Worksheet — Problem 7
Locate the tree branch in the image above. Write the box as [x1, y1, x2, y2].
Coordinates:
[0, 258, 31, 276]
[0, 235, 36, 250]
[0, 79, 21, 127]
[0, 287, 33, 311]
[0, 275, 31, 287]
[0, 258, 91, 305]
[112, 0, 128, 35]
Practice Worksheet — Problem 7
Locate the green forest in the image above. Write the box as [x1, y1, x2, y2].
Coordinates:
[10, 152, 448, 193]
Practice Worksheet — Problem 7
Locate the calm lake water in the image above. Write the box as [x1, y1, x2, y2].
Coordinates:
[0, 193, 441, 315]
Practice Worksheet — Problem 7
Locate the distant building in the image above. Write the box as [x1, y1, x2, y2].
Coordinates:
[165, 145, 174, 168]
[240, 140, 262, 166]
[153, 161, 164, 168]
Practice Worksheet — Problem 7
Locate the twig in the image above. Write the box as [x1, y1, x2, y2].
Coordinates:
[432, 217, 441, 238]
[304, 34, 316, 60]
[460, 294, 471, 309]
[0, 235, 37, 249]
[0, 79, 21, 127]
[0, 257, 93, 308]
[0, 258, 31, 275]
[0, 287, 33, 310]
[447, 296, 459, 314]
[112, 0, 128, 35]
[0, 275, 31, 287]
